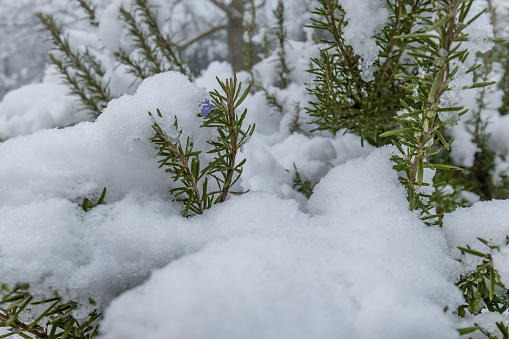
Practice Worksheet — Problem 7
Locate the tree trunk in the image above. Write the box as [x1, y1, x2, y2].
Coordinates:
[227, 0, 245, 72]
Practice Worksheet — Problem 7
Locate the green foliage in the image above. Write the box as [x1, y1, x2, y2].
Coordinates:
[292, 163, 314, 199]
[456, 237, 509, 339]
[273, 0, 290, 89]
[306, 0, 424, 145]
[150, 75, 254, 217]
[380, 0, 489, 221]
[431, 47, 509, 214]
[459, 323, 509, 339]
[259, 86, 284, 114]
[289, 102, 306, 135]
[80, 187, 107, 213]
[459, 26, 509, 201]
[77, 0, 98, 27]
[0, 284, 100, 339]
[431, 174, 471, 217]
[494, 41, 509, 116]
[38, 0, 189, 120]
[116, 0, 189, 80]
[37, 13, 113, 118]
[456, 238, 509, 316]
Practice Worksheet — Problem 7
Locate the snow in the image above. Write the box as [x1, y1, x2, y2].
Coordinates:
[0, 72, 212, 312]
[99, 147, 463, 339]
[449, 124, 479, 168]
[0, 70, 469, 338]
[195, 61, 234, 91]
[270, 133, 336, 185]
[339, 0, 390, 81]
[0, 67, 84, 140]
[443, 200, 509, 273]
[462, 1, 495, 66]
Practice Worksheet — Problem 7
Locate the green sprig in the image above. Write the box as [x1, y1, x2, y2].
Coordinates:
[150, 75, 254, 216]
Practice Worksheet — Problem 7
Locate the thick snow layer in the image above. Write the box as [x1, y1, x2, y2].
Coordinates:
[0, 67, 84, 140]
[0, 72, 209, 207]
[99, 147, 463, 339]
[0, 72, 210, 309]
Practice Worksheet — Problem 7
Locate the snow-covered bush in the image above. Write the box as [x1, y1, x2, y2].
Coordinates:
[2, 0, 509, 338]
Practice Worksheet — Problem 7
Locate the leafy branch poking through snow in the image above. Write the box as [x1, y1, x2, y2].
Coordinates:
[150, 75, 254, 217]
[380, 0, 494, 224]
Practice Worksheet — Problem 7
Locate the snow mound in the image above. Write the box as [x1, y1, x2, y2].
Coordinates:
[100, 147, 463, 339]
[0, 72, 210, 311]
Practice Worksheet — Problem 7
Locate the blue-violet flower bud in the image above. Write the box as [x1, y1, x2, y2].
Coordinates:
[200, 98, 213, 117]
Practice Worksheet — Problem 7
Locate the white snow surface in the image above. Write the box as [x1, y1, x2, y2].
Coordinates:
[0, 70, 475, 338]
[443, 200, 509, 276]
[0, 67, 84, 140]
[0, 72, 211, 312]
[100, 147, 463, 339]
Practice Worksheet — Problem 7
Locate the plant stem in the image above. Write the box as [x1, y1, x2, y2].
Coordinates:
[219, 79, 238, 203]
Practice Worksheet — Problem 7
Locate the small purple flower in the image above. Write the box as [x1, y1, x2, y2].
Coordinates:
[200, 98, 213, 117]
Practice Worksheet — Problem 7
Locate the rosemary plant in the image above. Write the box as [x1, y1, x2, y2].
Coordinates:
[456, 237, 509, 339]
[259, 85, 285, 114]
[37, 13, 112, 118]
[289, 102, 305, 134]
[81, 187, 107, 213]
[0, 284, 100, 339]
[150, 75, 254, 217]
[273, 0, 290, 89]
[380, 0, 493, 220]
[464, 50, 500, 201]
[499, 44, 509, 116]
[306, 0, 424, 145]
[292, 163, 314, 199]
[116, 0, 189, 80]
[77, 0, 98, 27]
